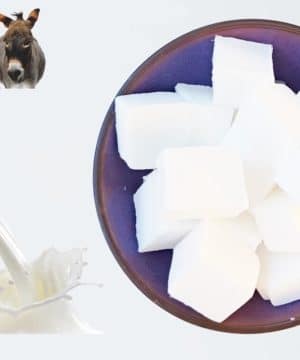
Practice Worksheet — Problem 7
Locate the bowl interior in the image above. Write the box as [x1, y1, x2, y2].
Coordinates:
[94, 20, 300, 333]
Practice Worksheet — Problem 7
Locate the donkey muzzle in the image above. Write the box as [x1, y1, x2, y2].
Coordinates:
[7, 59, 24, 83]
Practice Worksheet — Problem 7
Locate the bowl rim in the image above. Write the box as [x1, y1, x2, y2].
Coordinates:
[93, 19, 300, 334]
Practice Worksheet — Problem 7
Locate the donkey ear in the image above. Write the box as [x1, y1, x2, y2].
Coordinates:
[0, 13, 13, 28]
[26, 8, 40, 28]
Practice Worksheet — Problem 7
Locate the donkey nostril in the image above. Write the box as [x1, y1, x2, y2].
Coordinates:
[8, 69, 22, 81]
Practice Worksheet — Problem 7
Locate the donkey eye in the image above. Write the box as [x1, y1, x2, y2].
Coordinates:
[4, 41, 9, 48]
[23, 42, 31, 48]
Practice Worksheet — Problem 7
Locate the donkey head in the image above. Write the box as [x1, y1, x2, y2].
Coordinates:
[0, 9, 40, 83]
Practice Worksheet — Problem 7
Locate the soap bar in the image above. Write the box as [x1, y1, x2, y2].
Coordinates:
[175, 83, 213, 104]
[206, 212, 261, 251]
[134, 171, 196, 252]
[222, 84, 300, 207]
[257, 244, 300, 306]
[168, 222, 259, 322]
[251, 188, 300, 253]
[212, 36, 274, 107]
[275, 146, 300, 202]
[157, 146, 248, 220]
[115, 92, 234, 169]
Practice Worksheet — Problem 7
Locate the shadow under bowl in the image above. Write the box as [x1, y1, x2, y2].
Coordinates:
[94, 19, 300, 333]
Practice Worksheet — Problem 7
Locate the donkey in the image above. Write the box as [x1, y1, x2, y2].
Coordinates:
[0, 9, 45, 88]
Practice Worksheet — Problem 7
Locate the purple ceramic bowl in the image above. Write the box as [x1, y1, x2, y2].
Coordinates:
[93, 19, 300, 333]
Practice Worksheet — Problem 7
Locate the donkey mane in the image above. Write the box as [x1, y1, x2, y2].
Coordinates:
[11, 12, 24, 21]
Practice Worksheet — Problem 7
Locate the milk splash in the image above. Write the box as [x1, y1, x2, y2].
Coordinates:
[0, 222, 101, 333]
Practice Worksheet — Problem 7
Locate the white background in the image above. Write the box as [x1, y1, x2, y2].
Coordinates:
[1, 0, 300, 359]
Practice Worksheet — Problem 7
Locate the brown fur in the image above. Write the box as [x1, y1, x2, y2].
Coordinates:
[27, 9, 40, 28]
[0, 14, 12, 28]
[4, 21, 32, 40]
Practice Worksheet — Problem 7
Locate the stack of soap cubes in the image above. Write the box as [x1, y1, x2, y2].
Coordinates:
[115, 35, 300, 323]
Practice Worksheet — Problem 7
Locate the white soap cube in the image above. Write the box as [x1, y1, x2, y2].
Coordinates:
[134, 171, 196, 252]
[157, 147, 248, 220]
[222, 84, 300, 207]
[212, 36, 274, 107]
[115, 92, 234, 169]
[252, 188, 300, 253]
[213, 36, 274, 75]
[257, 244, 300, 306]
[168, 222, 259, 322]
[276, 146, 300, 202]
[175, 83, 213, 104]
[209, 213, 261, 251]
